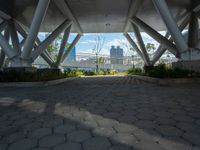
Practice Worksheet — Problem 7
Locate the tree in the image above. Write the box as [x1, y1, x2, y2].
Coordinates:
[92, 34, 105, 72]
[146, 43, 156, 54]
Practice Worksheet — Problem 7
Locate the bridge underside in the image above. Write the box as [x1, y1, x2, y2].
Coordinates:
[0, 0, 200, 69]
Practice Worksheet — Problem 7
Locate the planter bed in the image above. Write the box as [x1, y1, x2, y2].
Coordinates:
[128, 75, 200, 85]
[0, 77, 79, 88]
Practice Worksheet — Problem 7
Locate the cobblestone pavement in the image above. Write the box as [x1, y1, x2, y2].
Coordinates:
[0, 76, 200, 150]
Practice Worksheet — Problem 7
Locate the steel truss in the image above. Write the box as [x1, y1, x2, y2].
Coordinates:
[124, 0, 200, 66]
[0, 0, 82, 69]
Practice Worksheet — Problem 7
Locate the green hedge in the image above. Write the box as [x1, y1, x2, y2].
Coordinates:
[128, 64, 199, 78]
[0, 69, 76, 82]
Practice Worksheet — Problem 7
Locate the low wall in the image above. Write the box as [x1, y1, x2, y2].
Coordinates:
[128, 75, 200, 85]
[0, 77, 79, 88]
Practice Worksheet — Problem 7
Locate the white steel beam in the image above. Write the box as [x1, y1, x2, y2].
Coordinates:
[0, 32, 18, 59]
[21, 0, 50, 59]
[130, 17, 177, 55]
[124, 0, 144, 33]
[14, 20, 54, 66]
[54, 0, 83, 34]
[0, 21, 8, 32]
[61, 34, 82, 63]
[0, 29, 9, 68]
[31, 19, 72, 60]
[152, 0, 189, 53]
[131, 23, 151, 65]
[152, 12, 191, 65]
[124, 33, 145, 62]
[40, 52, 54, 67]
[9, 21, 21, 55]
[55, 24, 71, 67]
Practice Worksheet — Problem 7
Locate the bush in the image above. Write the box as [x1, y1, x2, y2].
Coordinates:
[0, 69, 67, 82]
[82, 70, 96, 76]
[128, 68, 144, 75]
[147, 64, 190, 78]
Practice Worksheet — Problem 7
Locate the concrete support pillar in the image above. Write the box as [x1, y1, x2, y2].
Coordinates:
[31, 19, 72, 61]
[0, 29, 9, 68]
[62, 34, 81, 63]
[188, 12, 199, 47]
[9, 21, 21, 55]
[131, 23, 151, 66]
[124, 33, 145, 62]
[21, 0, 50, 60]
[152, 0, 189, 53]
[40, 53, 54, 67]
[0, 50, 5, 68]
[0, 33, 18, 59]
[15, 20, 54, 67]
[55, 25, 71, 67]
[152, 13, 190, 65]
[0, 21, 8, 32]
[130, 17, 177, 56]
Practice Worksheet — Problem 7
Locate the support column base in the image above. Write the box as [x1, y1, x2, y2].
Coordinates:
[3, 67, 37, 73]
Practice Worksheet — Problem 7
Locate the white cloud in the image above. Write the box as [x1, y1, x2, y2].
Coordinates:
[79, 40, 96, 44]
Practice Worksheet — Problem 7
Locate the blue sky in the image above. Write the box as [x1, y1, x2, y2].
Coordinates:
[69, 33, 161, 55]
[39, 32, 163, 56]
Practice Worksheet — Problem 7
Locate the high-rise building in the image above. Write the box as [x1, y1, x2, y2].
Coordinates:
[110, 46, 123, 64]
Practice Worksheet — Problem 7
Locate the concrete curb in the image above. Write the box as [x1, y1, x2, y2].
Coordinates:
[127, 75, 200, 85]
[0, 77, 79, 88]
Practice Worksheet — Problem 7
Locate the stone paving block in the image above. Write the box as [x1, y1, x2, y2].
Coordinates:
[172, 115, 194, 122]
[30, 128, 52, 139]
[156, 125, 183, 137]
[117, 115, 138, 123]
[183, 133, 200, 146]
[114, 123, 136, 133]
[5, 131, 26, 143]
[8, 138, 37, 150]
[1, 76, 200, 150]
[158, 137, 193, 150]
[176, 122, 200, 133]
[110, 133, 139, 146]
[155, 118, 176, 126]
[92, 127, 116, 137]
[97, 118, 119, 127]
[135, 120, 156, 129]
[109, 146, 132, 150]
[0, 144, 7, 150]
[54, 124, 76, 134]
[192, 146, 200, 150]
[42, 119, 63, 128]
[39, 135, 65, 148]
[133, 129, 161, 142]
[67, 130, 91, 142]
[32, 148, 49, 150]
[83, 137, 111, 150]
[134, 141, 166, 150]
[54, 142, 82, 150]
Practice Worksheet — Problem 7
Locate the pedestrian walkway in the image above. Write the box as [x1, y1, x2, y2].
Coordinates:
[0, 76, 200, 150]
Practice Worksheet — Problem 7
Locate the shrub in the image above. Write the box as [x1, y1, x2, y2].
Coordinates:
[82, 70, 96, 76]
[128, 68, 144, 75]
[147, 64, 190, 78]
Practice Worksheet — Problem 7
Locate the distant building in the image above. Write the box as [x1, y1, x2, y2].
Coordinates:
[110, 46, 123, 64]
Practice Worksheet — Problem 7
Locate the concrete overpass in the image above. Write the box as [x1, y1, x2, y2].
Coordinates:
[0, 0, 200, 69]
